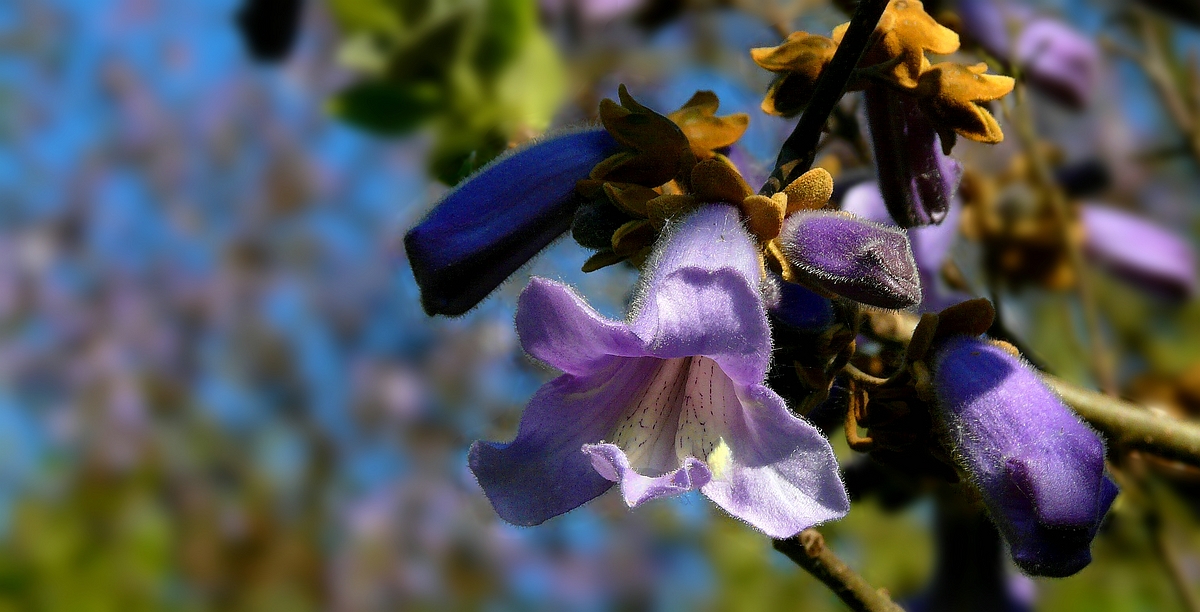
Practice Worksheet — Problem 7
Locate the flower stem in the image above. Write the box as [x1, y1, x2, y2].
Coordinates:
[759, 0, 890, 196]
[1043, 376, 1200, 468]
[774, 529, 906, 612]
[1004, 86, 1118, 396]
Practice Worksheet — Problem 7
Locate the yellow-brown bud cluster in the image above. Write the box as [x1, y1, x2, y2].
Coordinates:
[751, 0, 1014, 150]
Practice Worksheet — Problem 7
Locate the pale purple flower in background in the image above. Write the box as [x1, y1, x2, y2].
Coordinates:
[956, 0, 1099, 108]
[470, 205, 849, 538]
[863, 87, 963, 227]
[541, 0, 647, 24]
[778, 209, 922, 310]
[1080, 203, 1197, 300]
[931, 335, 1117, 577]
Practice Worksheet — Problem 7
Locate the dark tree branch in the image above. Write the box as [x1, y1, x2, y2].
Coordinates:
[775, 529, 906, 612]
[760, 0, 890, 196]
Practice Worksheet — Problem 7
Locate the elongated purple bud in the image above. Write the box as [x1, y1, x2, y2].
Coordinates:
[1015, 18, 1098, 110]
[931, 335, 1118, 577]
[1080, 203, 1196, 301]
[405, 128, 621, 315]
[864, 86, 962, 227]
[779, 210, 921, 309]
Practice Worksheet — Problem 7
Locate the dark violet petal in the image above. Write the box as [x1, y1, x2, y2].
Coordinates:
[515, 278, 644, 377]
[779, 210, 922, 309]
[1015, 19, 1099, 109]
[767, 275, 836, 332]
[405, 127, 621, 315]
[931, 335, 1117, 577]
[1080, 204, 1197, 300]
[864, 87, 963, 227]
[630, 204, 772, 385]
[468, 355, 662, 526]
[582, 443, 712, 506]
[700, 384, 850, 538]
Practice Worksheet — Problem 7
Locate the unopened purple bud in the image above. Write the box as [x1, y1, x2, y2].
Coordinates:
[1080, 204, 1196, 301]
[779, 210, 921, 309]
[931, 335, 1118, 577]
[1015, 18, 1099, 109]
[405, 128, 621, 316]
[864, 87, 963, 227]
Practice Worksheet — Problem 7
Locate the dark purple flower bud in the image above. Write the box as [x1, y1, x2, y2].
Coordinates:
[766, 275, 835, 332]
[864, 86, 963, 227]
[1080, 204, 1197, 300]
[405, 128, 621, 316]
[931, 335, 1118, 577]
[842, 181, 970, 312]
[779, 210, 921, 309]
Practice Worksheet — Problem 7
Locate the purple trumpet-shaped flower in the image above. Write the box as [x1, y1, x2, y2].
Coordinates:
[863, 87, 963, 227]
[842, 181, 970, 312]
[778, 210, 922, 309]
[469, 205, 849, 537]
[930, 335, 1118, 577]
[1080, 203, 1197, 300]
[405, 128, 620, 316]
[956, 0, 1098, 108]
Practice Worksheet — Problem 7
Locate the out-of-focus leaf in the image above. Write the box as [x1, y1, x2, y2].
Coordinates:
[327, 0, 402, 34]
[472, 0, 538, 79]
[388, 14, 470, 82]
[429, 128, 510, 185]
[327, 81, 440, 135]
[493, 32, 565, 133]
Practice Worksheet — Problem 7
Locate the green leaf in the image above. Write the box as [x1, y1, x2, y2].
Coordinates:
[471, 0, 538, 79]
[327, 81, 440, 135]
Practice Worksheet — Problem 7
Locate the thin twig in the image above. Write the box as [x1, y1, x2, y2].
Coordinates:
[759, 0, 890, 195]
[774, 529, 906, 612]
[1043, 376, 1200, 468]
[1004, 85, 1118, 395]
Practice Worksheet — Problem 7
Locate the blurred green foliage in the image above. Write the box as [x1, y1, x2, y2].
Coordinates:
[327, 0, 566, 184]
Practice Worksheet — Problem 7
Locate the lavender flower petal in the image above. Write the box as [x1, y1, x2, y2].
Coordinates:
[931, 335, 1117, 577]
[516, 277, 644, 377]
[583, 443, 712, 506]
[405, 127, 620, 316]
[1080, 204, 1197, 300]
[631, 204, 771, 385]
[864, 87, 963, 227]
[700, 384, 849, 538]
[779, 210, 922, 309]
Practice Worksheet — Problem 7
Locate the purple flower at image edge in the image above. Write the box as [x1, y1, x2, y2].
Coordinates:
[469, 205, 849, 538]
[931, 335, 1118, 577]
[405, 128, 621, 316]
